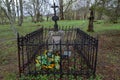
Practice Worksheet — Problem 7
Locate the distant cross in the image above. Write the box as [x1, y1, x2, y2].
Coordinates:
[51, 3, 58, 16]
[51, 3, 59, 31]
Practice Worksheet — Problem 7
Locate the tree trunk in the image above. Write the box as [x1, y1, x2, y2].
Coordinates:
[6, 0, 11, 19]
[84, 0, 90, 20]
[5, 0, 17, 36]
[114, 0, 120, 23]
[16, 0, 20, 25]
[36, 0, 40, 22]
[19, 0, 23, 26]
[32, 0, 36, 23]
[87, 9, 94, 32]
[59, 0, 64, 20]
[12, 0, 16, 23]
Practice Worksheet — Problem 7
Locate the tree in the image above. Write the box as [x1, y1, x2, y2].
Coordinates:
[12, 0, 16, 23]
[36, 0, 41, 22]
[103, 0, 120, 23]
[84, 0, 91, 20]
[112, 0, 120, 23]
[0, 1, 7, 24]
[94, 0, 120, 23]
[24, 0, 45, 23]
[16, 0, 20, 25]
[19, 0, 23, 26]
[1, 0, 17, 36]
[87, 7, 95, 32]
[24, 1, 34, 22]
[96, 0, 106, 20]
[59, 0, 64, 20]
[61, 0, 78, 20]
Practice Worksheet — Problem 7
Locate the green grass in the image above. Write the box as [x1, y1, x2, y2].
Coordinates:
[0, 20, 120, 80]
[0, 20, 120, 38]
[0, 20, 87, 38]
[94, 22, 120, 32]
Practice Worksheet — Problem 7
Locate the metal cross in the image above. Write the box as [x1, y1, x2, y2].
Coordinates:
[51, 3, 58, 16]
[51, 2, 59, 31]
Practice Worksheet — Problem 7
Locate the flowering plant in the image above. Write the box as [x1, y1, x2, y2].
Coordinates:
[35, 50, 60, 69]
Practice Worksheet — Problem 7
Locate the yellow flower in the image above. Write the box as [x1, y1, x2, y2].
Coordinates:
[35, 60, 40, 64]
[47, 64, 55, 69]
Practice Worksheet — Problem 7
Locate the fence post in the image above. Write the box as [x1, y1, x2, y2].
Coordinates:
[17, 33, 21, 77]
[93, 39, 98, 77]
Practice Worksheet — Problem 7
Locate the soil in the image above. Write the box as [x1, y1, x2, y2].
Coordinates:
[96, 32, 120, 80]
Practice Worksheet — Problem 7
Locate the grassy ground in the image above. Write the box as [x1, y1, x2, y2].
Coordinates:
[0, 20, 120, 80]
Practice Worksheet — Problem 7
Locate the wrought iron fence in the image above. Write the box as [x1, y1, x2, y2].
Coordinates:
[17, 27, 98, 79]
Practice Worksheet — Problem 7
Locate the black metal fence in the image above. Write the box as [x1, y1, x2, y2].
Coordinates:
[17, 27, 98, 79]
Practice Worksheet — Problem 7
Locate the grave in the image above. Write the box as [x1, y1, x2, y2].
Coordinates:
[17, 2, 98, 80]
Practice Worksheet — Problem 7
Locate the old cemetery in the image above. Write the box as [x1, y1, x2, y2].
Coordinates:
[17, 3, 98, 80]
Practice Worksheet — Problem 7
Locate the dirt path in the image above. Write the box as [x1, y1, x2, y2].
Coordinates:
[0, 41, 18, 80]
[97, 33, 120, 80]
